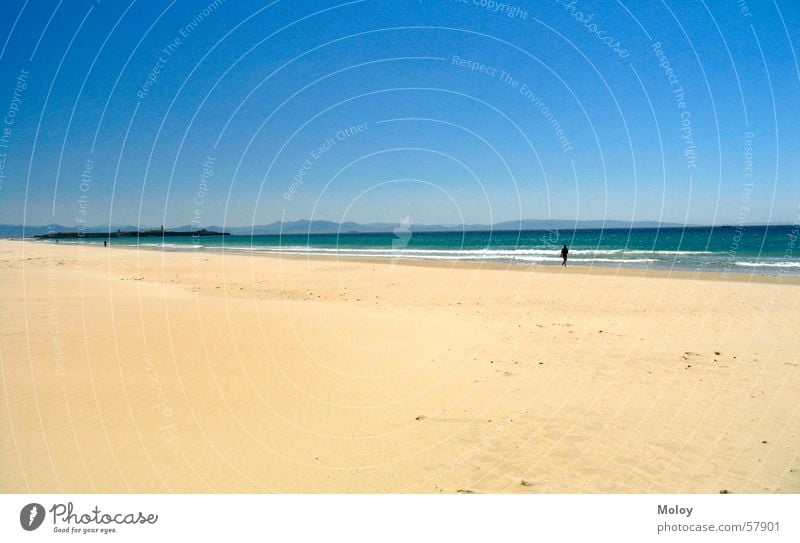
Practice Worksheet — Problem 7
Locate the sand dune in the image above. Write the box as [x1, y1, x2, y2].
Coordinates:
[1, 239, 798, 493]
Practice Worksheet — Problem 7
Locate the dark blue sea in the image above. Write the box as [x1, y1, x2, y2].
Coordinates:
[48, 225, 800, 275]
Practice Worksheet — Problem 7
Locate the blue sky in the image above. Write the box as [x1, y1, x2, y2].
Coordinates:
[0, 0, 798, 227]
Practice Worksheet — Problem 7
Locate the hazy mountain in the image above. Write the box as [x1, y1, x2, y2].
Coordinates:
[3, 219, 692, 237]
[197, 219, 686, 234]
[491, 219, 679, 230]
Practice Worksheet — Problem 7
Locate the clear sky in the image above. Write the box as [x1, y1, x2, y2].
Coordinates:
[0, 0, 798, 228]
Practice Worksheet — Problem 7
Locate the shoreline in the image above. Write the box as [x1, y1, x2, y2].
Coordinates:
[11, 238, 800, 286]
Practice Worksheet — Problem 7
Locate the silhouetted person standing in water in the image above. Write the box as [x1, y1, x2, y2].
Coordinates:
[104, 240, 107, 247]
[560, 244, 568, 267]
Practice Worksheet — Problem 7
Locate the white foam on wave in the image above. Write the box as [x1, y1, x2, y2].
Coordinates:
[583, 258, 659, 263]
[647, 250, 714, 255]
[222, 246, 660, 264]
[137, 242, 204, 249]
[513, 256, 657, 264]
[221, 245, 716, 257]
[734, 261, 800, 268]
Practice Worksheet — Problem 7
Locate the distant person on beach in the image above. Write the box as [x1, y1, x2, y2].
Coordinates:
[104, 241, 107, 247]
[560, 244, 568, 267]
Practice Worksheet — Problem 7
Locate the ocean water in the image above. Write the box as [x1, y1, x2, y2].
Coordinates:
[48, 225, 800, 275]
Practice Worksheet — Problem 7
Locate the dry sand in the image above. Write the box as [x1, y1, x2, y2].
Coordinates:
[1, 239, 798, 493]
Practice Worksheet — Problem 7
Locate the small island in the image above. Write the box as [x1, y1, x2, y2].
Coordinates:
[34, 228, 229, 239]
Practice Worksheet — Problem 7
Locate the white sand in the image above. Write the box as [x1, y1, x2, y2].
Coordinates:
[1, 239, 798, 492]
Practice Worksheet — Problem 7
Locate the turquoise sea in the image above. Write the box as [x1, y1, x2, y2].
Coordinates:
[48, 225, 800, 275]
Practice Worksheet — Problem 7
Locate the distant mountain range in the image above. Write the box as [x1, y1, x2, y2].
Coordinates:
[5, 219, 790, 238]
[2, 219, 697, 238]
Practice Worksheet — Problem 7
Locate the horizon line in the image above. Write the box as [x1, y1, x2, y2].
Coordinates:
[6, 220, 798, 230]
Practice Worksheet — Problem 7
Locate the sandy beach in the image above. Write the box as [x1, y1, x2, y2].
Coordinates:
[1, 239, 798, 493]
